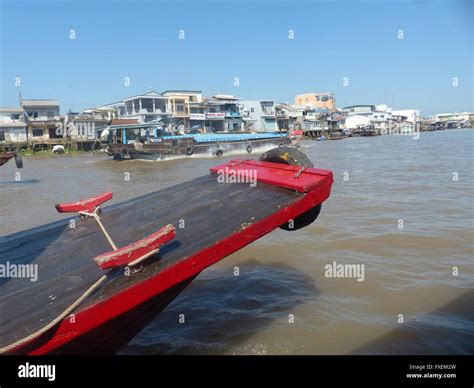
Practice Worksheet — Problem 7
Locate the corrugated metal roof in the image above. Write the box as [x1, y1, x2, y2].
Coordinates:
[0, 107, 23, 113]
[21, 99, 59, 106]
[162, 90, 202, 95]
[160, 132, 287, 143]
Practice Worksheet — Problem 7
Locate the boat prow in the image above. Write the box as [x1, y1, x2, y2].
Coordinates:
[0, 148, 333, 354]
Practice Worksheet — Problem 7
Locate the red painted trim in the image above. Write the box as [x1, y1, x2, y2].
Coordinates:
[93, 225, 176, 270]
[55, 192, 113, 213]
[0, 152, 16, 166]
[210, 160, 332, 193]
[12, 172, 333, 354]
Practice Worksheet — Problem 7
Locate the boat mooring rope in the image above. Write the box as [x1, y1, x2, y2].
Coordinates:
[0, 274, 108, 354]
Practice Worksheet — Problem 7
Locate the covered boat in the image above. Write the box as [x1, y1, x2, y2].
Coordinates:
[101, 123, 297, 161]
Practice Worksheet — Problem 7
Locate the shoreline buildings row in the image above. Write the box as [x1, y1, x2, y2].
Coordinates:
[0, 90, 472, 150]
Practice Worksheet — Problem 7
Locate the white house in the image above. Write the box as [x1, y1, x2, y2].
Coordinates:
[21, 99, 62, 142]
[345, 115, 371, 129]
[342, 104, 393, 130]
[0, 107, 27, 144]
[392, 109, 421, 123]
[239, 100, 278, 132]
[99, 91, 170, 124]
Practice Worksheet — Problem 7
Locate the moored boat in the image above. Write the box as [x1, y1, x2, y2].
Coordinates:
[0, 150, 23, 168]
[100, 123, 296, 161]
[0, 147, 333, 354]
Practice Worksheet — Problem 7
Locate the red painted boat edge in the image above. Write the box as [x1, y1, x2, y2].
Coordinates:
[9, 172, 333, 355]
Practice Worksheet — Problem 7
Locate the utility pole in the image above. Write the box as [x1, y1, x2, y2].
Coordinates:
[16, 76, 23, 105]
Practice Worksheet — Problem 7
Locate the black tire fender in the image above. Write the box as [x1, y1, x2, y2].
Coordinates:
[258, 147, 321, 231]
[14, 152, 23, 169]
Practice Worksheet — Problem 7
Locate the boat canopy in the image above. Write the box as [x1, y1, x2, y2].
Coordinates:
[158, 132, 287, 143]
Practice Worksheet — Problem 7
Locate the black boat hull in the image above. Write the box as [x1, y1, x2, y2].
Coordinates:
[108, 136, 291, 161]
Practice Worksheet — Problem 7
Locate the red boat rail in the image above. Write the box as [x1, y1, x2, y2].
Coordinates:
[93, 225, 176, 270]
[55, 192, 113, 213]
[210, 159, 332, 193]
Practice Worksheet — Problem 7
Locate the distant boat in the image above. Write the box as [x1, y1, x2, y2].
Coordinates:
[327, 133, 346, 140]
[100, 123, 296, 161]
[0, 151, 23, 168]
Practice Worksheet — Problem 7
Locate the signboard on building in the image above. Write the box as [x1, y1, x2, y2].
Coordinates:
[190, 113, 205, 120]
[206, 112, 225, 120]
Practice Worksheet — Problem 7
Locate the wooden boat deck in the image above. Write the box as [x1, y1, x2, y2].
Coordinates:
[0, 174, 307, 349]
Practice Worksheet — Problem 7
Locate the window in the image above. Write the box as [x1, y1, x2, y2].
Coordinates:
[0, 131, 5, 141]
[47, 111, 54, 119]
[250, 108, 254, 113]
[32, 129, 43, 137]
[176, 104, 185, 112]
[27, 111, 38, 118]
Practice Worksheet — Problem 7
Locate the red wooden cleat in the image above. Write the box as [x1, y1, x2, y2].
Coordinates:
[55, 192, 113, 213]
[93, 224, 176, 270]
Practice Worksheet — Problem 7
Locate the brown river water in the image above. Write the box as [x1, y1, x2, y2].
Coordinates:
[1, 129, 473, 354]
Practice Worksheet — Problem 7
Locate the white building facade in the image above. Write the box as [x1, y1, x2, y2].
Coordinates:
[239, 100, 278, 132]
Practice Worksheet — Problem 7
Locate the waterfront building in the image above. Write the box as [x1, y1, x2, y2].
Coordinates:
[392, 109, 421, 124]
[432, 112, 474, 128]
[189, 101, 206, 131]
[204, 95, 242, 132]
[100, 91, 170, 125]
[342, 104, 393, 132]
[239, 100, 278, 132]
[0, 107, 27, 145]
[294, 92, 336, 110]
[275, 103, 299, 130]
[21, 99, 62, 145]
[344, 114, 371, 129]
[70, 109, 110, 145]
[162, 90, 203, 131]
